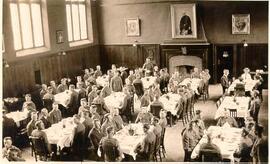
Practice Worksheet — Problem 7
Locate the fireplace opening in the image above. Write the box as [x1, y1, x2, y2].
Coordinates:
[169, 55, 202, 75]
[176, 65, 194, 75]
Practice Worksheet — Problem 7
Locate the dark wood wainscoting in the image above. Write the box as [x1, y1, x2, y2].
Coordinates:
[99, 44, 160, 71]
[3, 45, 100, 97]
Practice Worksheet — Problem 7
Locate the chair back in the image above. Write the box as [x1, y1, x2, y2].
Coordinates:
[200, 150, 221, 162]
[133, 83, 144, 97]
[229, 109, 237, 118]
[43, 99, 53, 112]
[160, 128, 166, 147]
[29, 136, 48, 159]
[150, 104, 162, 118]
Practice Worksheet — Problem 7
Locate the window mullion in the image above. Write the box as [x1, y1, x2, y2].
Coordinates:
[39, 0, 45, 46]
[16, 2, 24, 50]
[29, 1, 35, 48]
[77, 1, 81, 40]
[69, 1, 74, 42]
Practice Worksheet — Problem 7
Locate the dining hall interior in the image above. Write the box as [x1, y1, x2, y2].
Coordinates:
[1, 0, 269, 162]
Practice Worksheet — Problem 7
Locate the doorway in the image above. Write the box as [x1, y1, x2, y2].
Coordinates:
[216, 45, 234, 83]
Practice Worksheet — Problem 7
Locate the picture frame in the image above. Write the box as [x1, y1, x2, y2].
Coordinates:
[56, 30, 64, 44]
[170, 4, 197, 38]
[126, 18, 140, 36]
[232, 14, 250, 34]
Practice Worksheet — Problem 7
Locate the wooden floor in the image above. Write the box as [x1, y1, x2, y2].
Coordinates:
[20, 84, 268, 162]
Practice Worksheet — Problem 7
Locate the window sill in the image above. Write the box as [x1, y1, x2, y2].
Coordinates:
[69, 40, 92, 47]
[16, 47, 50, 57]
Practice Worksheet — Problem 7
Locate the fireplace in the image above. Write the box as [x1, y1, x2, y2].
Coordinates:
[169, 55, 202, 75]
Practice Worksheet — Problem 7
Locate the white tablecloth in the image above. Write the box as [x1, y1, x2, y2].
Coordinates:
[104, 92, 126, 110]
[43, 117, 75, 150]
[54, 89, 79, 108]
[215, 96, 250, 119]
[96, 76, 109, 87]
[228, 79, 258, 92]
[6, 111, 29, 126]
[141, 76, 157, 89]
[160, 93, 181, 116]
[180, 78, 204, 94]
[114, 123, 153, 159]
[191, 126, 242, 161]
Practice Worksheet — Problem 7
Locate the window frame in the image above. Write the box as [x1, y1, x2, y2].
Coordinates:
[9, 0, 50, 57]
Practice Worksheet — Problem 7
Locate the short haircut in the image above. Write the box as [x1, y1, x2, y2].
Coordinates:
[106, 126, 114, 134]
[25, 94, 31, 98]
[4, 137, 12, 142]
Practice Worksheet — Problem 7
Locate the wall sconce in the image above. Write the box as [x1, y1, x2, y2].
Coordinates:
[133, 40, 138, 47]
[243, 40, 248, 47]
[3, 59, 9, 68]
[181, 46, 187, 55]
[58, 51, 66, 56]
[222, 51, 229, 58]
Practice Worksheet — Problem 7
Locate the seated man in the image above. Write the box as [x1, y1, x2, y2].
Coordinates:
[233, 128, 253, 162]
[90, 104, 101, 121]
[241, 67, 252, 81]
[71, 114, 86, 161]
[48, 102, 62, 125]
[101, 114, 117, 136]
[111, 108, 124, 132]
[110, 70, 123, 92]
[192, 110, 205, 138]
[220, 69, 230, 94]
[39, 108, 51, 129]
[2, 137, 24, 161]
[66, 84, 79, 116]
[89, 119, 103, 152]
[149, 94, 164, 118]
[22, 94, 36, 112]
[119, 87, 133, 122]
[88, 85, 98, 106]
[182, 121, 200, 162]
[49, 80, 58, 95]
[2, 109, 18, 141]
[78, 98, 90, 117]
[134, 123, 156, 161]
[92, 90, 110, 116]
[26, 112, 38, 136]
[31, 121, 52, 156]
[42, 86, 55, 112]
[98, 126, 123, 162]
[197, 131, 222, 162]
[216, 109, 238, 127]
[135, 107, 154, 124]
[57, 78, 68, 93]
[95, 65, 103, 78]
[151, 117, 162, 147]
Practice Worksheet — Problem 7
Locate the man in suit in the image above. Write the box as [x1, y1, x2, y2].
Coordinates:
[134, 123, 156, 161]
[2, 137, 23, 161]
[250, 124, 268, 163]
[2, 110, 18, 142]
[48, 102, 62, 125]
[66, 84, 79, 116]
[39, 108, 51, 129]
[95, 65, 103, 78]
[22, 94, 37, 112]
[71, 114, 86, 161]
[57, 78, 68, 93]
[217, 109, 238, 127]
[220, 69, 230, 94]
[110, 70, 123, 92]
[26, 112, 38, 136]
[89, 119, 103, 151]
[88, 85, 98, 106]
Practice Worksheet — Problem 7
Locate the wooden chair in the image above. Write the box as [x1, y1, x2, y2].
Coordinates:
[150, 104, 162, 118]
[159, 128, 166, 158]
[29, 136, 52, 161]
[229, 109, 237, 118]
[153, 136, 162, 162]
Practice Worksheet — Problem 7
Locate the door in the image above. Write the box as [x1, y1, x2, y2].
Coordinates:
[216, 45, 234, 83]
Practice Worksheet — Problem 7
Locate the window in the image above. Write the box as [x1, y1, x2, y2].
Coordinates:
[65, 0, 88, 43]
[9, 0, 50, 56]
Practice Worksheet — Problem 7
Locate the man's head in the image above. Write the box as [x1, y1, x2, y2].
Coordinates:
[111, 64, 116, 70]
[159, 110, 166, 118]
[61, 78, 67, 85]
[85, 69, 90, 74]
[31, 112, 38, 121]
[4, 137, 13, 148]
[73, 114, 80, 124]
[151, 116, 159, 125]
[35, 120, 45, 130]
[41, 84, 47, 90]
[96, 65, 101, 70]
[106, 126, 114, 137]
[47, 86, 53, 94]
[129, 70, 134, 75]
[243, 67, 250, 74]
[255, 124, 264, 137]
[77, 76, 82, 82]
[92, 85, 97, 91]
[80, 98, 87, 106]
[25, 94, 31, 101]
[82, 110, 90, 118]
[93, 119, 101, 129]
[143, 123, 150, 133]
[41, 108, 49, 117]
[145, 58, 150, 63]
[90, 104, 97, 113]
[69, 84, 75, 91]
[50, 80, 56, 87]
[194, 67, 198, 73]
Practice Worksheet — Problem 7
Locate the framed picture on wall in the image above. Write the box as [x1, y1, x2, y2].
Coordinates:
[56, 30, 64, 44]
[232, 14, 250, 34]
[170, 4, 197, 38]
[126, 18, 140, 36]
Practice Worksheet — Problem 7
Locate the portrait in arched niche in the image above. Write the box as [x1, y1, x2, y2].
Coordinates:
[170, 4, 197, 38]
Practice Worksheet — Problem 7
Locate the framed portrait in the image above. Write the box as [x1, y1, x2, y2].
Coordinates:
[56, 30, 64, 44]
[232, 14, 250, 34]
[126, 18, 140, 36]
[171, 4, 197, 38]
